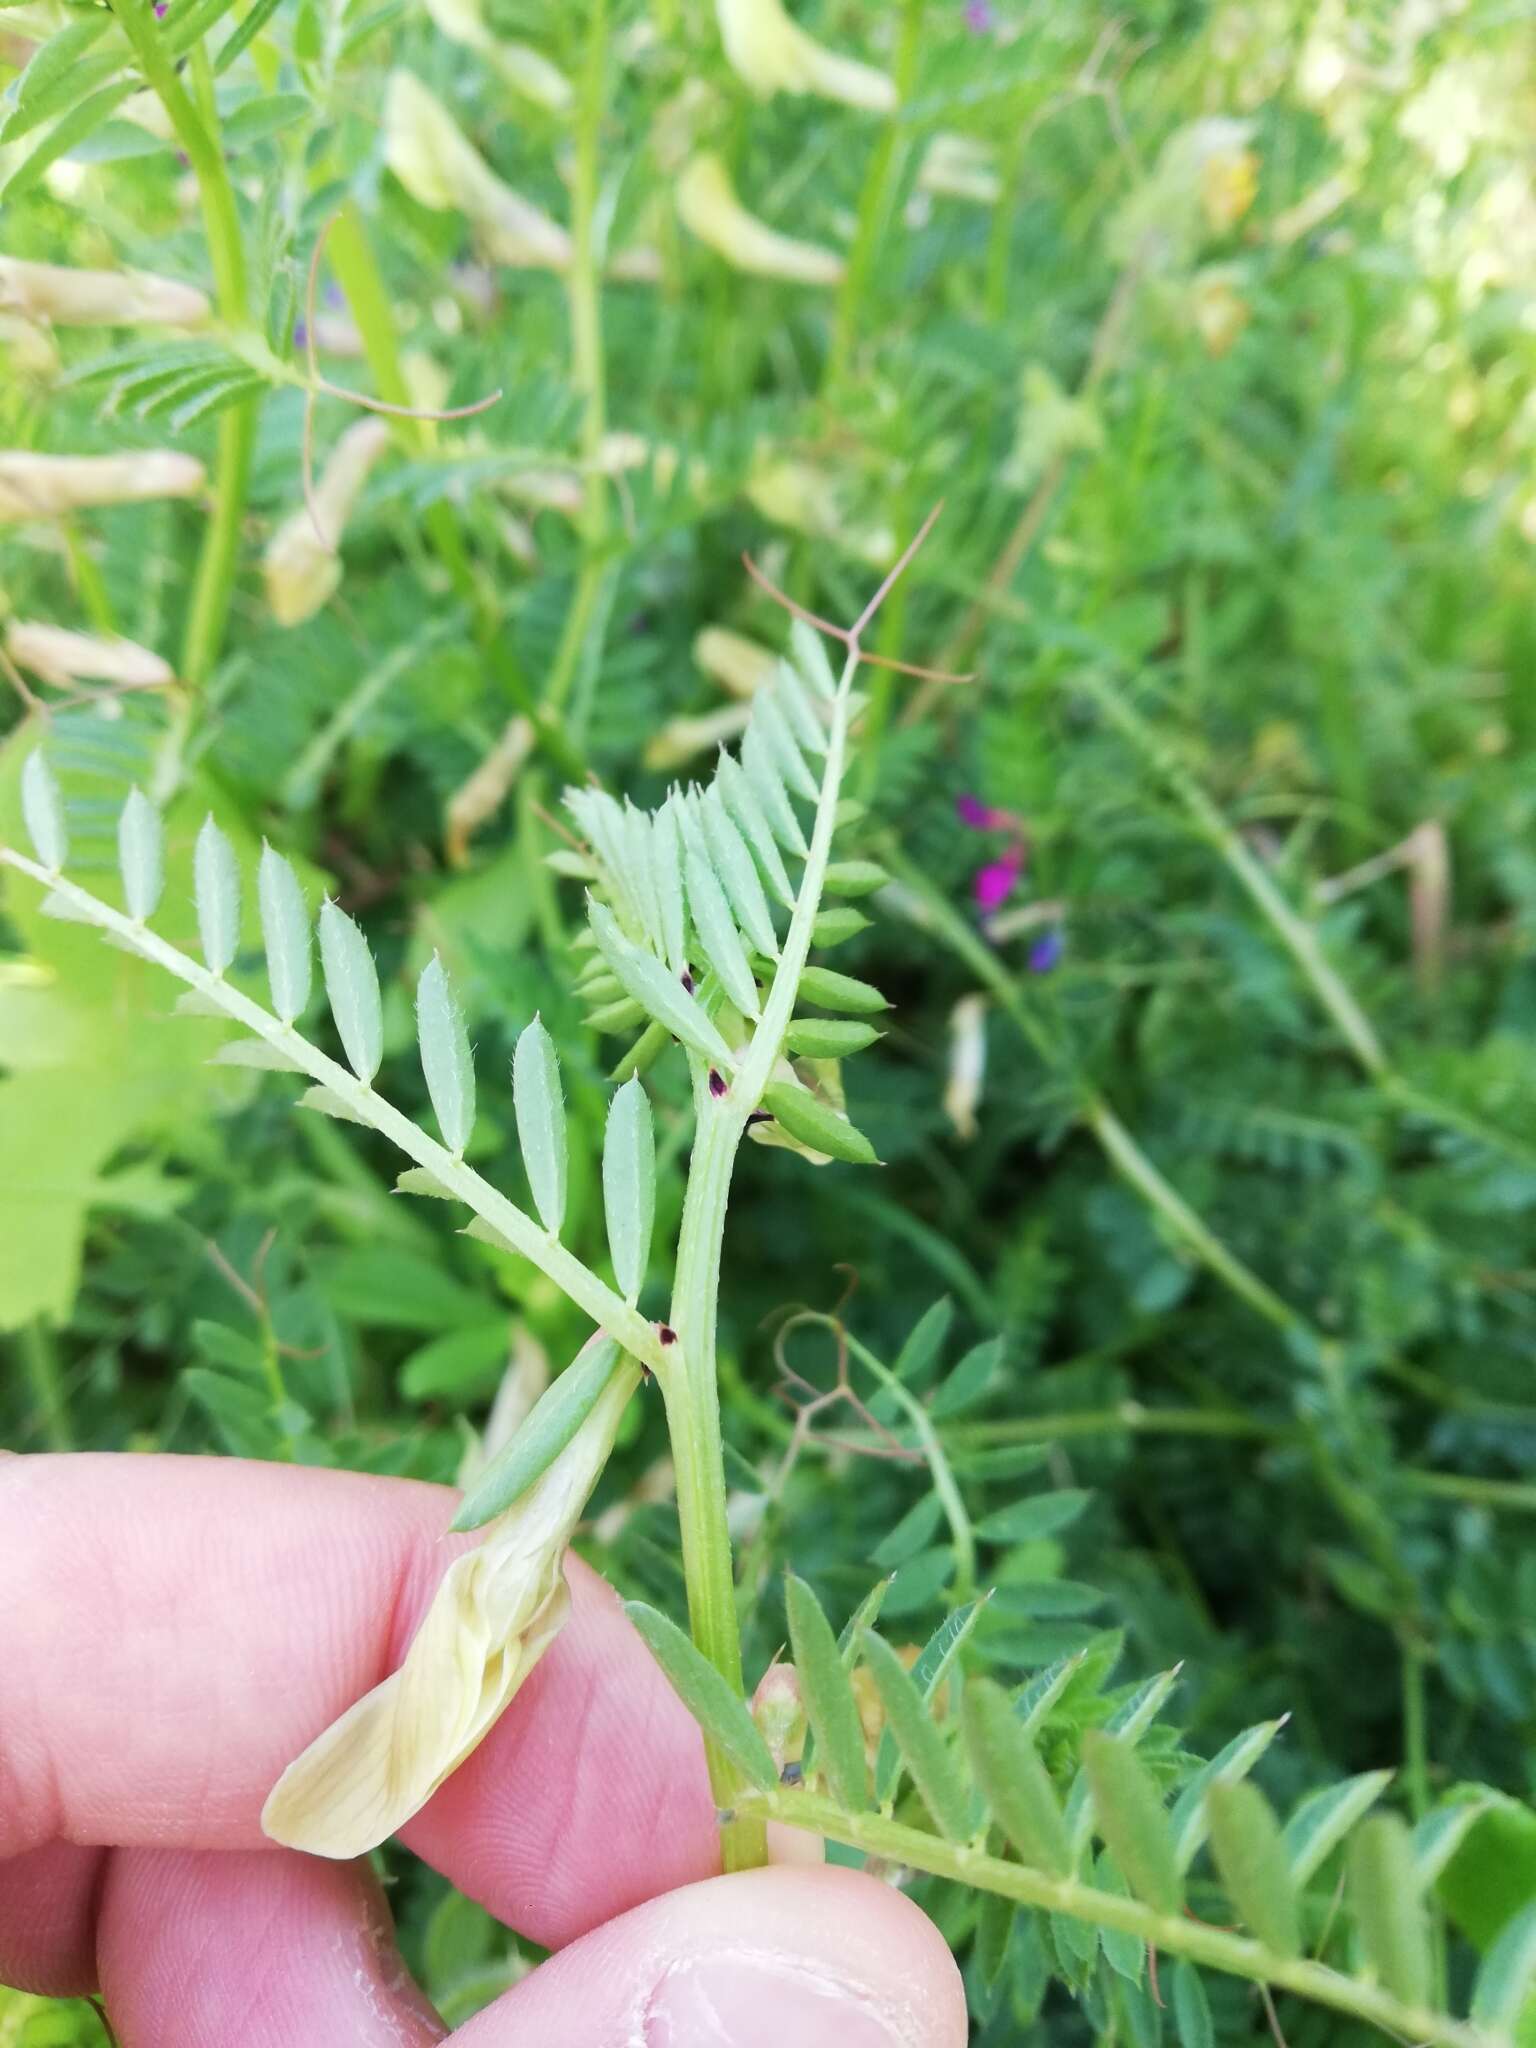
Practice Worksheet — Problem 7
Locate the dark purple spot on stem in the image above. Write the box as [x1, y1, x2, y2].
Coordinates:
[659, 1325, 677, 1345]
[709, 1069, 727, 1098]
[681, 970, 694, 994]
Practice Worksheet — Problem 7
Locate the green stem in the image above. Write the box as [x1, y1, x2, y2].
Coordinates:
[16, 1318, 71, 1450]
[835, 1324, 976, 1602]
[0, 851, 668, 1381]
[569, 0, 609, 552]
[734, 1791, 1492, 2048]
[825, 0, 925, 390]
[115, 0, 255, 689]
[664, 1099, 764, 1871]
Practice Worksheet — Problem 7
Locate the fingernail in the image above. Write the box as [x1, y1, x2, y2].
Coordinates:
[647, 1951, 910, 2047]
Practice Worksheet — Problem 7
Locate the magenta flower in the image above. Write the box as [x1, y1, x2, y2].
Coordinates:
[964, 0, 996, 30]
[975, 846, 1024, 914]
[956, 791, 1027, 917]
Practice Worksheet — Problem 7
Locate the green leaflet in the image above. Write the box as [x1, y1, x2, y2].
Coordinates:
[741, 717, 809, 856]
[513, 1014, 567, 1235]
[714, 749, 797, 908]
[257, 843, 311, 1024]
[790, 616, 838, 698]
[625, 1601, 781, 1795]
[752, 686, 820, 802]
[795, 965, 889, 1014]
[194, 815, 240, 975]
[452, 1333, 624, 1531]
[684, 847, 760, 1018]
[860, 1629, 972, 1842]
[603, 1077, 655, 1304]
[1471, 1900, 1536, 2031]
[699, 785, 780, 958]
[762, 1081, 878, 1164]
[963, 1677, 1072, 1876]
[1206, 1779, 1301, 1958]
[784, 1018, 881, 1058]
[117, 788, 164, 923]
[318, 899, 383, 1083]
[785, 1574, 868, 1811]
[1081, 1733, 1183, 1916]
[1169, 1718, 1285, 1871]
[823, 860, 890, 897]
[588, 899, 735, 1069]
[1282, 1771, 1394, 1886]
[1349, 1815, 1429, 2009]
[416, 953, 475, 1155]
[20, 752, 66, 871]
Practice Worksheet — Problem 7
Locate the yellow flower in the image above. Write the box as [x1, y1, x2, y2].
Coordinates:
[677, 154, 844, 285]
[4, 621, 173, 691]
[263, 418, 390, 628]
[384, 71, 572, 269]
[715, 0, 896, 111]
[0, 450, 204, 525]
[916, 133, 1001, 206]
[0, 255, 209, 330]
[263, 1348, 639, 1859]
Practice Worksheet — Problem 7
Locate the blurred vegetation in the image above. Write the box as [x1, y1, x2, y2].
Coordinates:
[4, 0, 1536, 2038]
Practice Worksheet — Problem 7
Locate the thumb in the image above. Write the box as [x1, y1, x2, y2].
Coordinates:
[457, 1865, 966, 2048]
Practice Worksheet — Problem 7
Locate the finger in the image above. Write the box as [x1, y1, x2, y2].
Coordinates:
[0, 1454, 717, 1946]
[97, 1847, 447, 2048]
[453, 1866, 968, 2048]
[0, 1840, 104, 1994]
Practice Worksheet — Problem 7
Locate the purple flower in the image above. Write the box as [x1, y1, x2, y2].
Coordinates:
[955, 792, 997, 829]
[975, 845, 1024, 914]
[964, 0, 995, 29]
[1028, 928, 1064, 974]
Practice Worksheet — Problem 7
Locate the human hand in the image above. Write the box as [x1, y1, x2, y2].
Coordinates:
[0, 1453, 966, 2046]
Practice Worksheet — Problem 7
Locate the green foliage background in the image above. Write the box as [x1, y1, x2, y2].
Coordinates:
[4, 0, 1536, 2038]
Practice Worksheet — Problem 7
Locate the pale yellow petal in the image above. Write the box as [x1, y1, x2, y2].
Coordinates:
[263, 1357, 639, 1858]
[715, 0, 895, 111]
[263, 418, 390, 627]
[676, 155, 844, 286]
[4, 621, 173, 690]
[0, 451, 204, 525]
[385, 71, 570, 270]
[0, 256, 209, 330]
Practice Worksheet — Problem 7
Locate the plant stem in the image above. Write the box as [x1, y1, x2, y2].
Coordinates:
[825, 0, 925, 391]
[0, 852, 669, 1381]
[658, 647, 863, 1866]
[115, 0, 255, 690]
[663, 1100, 764, 1871]
[733, 1791, 1493, 2048]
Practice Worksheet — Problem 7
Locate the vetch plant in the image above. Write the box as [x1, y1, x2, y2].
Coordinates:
[2, 524, 925, 1874]
[5, 527, 1528, 2045]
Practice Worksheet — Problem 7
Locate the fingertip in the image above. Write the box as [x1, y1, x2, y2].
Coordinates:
[454, 1866, 967, 2048]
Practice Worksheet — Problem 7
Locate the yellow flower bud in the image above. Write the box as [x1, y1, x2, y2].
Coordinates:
[263, 1354, 639, 1859]
[384, 71, 571, 270]
[643, 701, 752, 771]
[715, 0, 896, 111]
[677, 154, 844, 285]
[0, 450, 205, 525]
[4, 620, 174, 691]
[916, 133, 1001, 206]
[0, 256, 209, 330]
[263, 418, 390, 628]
